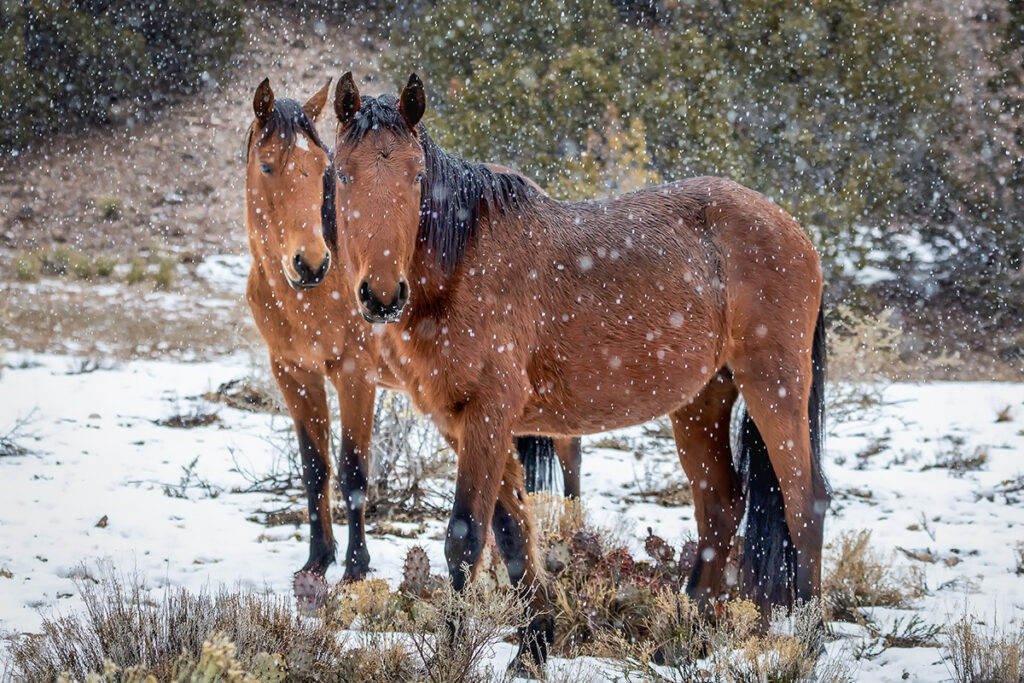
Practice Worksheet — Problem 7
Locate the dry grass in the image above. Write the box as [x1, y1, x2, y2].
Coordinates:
[4, 568, 350, 682]
[606, 600, 852, 683]
[3, 563, 526, 683]
[943, 615, 1024, 683]
[823, 530, 926, 623]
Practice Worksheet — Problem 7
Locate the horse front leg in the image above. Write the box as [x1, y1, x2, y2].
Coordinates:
[444, 398, 551, 677]
[329, 369, 375, 582]
[270, 357, 334, 609]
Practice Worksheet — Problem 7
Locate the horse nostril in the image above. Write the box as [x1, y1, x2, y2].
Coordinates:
[293, 253, 304, 271]
[314, 252, 330, 281]
[396, 279, 409, 306]
[359, 280, 373, 306]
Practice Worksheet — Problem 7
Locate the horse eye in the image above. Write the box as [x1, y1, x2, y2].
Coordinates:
[413, 172, 424, 184]
[260, 163, 272, 174]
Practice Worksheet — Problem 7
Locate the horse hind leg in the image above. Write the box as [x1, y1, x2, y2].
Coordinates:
[670, 370, 744, 613]
[730, 306, 828, 619]
[554, 436, 582, 499]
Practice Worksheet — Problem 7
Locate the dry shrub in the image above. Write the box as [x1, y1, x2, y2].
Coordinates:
[823, 530, 924, 622]
[606, 600, 851, 683]
[324, 555, 525, 682]
[407, 579, 527, 683]
[828, 306, 906, 381]
[540, 513, 704, 657]
[5, 568, 350, 683]
[943, 615, 1024, 683]
[530, 491, 587, 544]
[367, 390, 455, 521]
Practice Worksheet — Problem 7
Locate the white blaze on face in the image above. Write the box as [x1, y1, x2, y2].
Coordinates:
[295, 134, 310, 152]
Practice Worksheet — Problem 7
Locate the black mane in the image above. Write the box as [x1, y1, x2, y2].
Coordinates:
[342, 94, 536, 272]
[246, 98, 336, 251]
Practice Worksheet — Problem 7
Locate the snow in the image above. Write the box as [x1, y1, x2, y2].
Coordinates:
[1, 353, 1022, 681]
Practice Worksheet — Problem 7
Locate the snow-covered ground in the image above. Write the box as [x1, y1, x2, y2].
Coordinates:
[0, 352, 1022, 681]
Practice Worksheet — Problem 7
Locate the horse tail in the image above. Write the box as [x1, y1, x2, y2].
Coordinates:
[517, 436, 559, 494]
[738, 303, 828, 612]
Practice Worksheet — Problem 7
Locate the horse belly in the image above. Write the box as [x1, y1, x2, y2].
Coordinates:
[520, 333, 720, 436]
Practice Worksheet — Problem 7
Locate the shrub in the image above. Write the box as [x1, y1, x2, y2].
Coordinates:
[387, 0, 958, 283]
[944, 615, 1024, 683]
[0, 0, 242, 149]
[5, 569, 350, 682]
[823, 529, 924, 622]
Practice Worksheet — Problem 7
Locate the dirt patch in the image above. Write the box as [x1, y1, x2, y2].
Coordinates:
[0, 5, 382, 258]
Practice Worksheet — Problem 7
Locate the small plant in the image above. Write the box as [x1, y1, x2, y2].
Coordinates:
[823, 530, 921, 622]
[1014, 542, 1024, 576]
[13, 252, 40, 281]
[928, 442, 989, 476]
[93, 255, 117, 278]
[590, 433, 633, 450]
[943, 615, 1024, 683]
[0, 411, 37, 457]
[124, 257, 147, 284]
[154, 254, 177, 289]
[96, 196, 122, 220]
[995, 405, 1013, 423]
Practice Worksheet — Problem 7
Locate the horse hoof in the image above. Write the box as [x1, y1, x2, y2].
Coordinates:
[507, 656, 545, 680]
[293, 571, 329, 616]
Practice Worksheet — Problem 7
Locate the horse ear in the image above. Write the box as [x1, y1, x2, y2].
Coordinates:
[334, 72, 361, 128]
[303, 77, 332, 122]
[254, 78, 273, 124]
[399, 73, 426, 130]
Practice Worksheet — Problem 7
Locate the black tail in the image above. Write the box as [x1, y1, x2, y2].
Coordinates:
[738, 304, 828, 612]
[517, 436, 559, 494]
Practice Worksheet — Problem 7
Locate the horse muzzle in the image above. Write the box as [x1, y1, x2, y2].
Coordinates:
[286, 251, 330, 290]
[359, 279, 408, 323]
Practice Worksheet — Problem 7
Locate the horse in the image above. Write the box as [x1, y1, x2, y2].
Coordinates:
[327, 72, 828, 673]
[242, 79, 582, 608]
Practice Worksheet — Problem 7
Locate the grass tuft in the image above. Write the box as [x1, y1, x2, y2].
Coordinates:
[943, 615, 1024, 683]
[823, 530, 924, 622]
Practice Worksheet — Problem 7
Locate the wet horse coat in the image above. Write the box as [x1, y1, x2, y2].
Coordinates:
[330, 73, 827, 671]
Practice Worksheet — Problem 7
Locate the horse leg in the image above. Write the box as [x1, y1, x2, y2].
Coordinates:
[670, 371, 743, 613]
[445, 395, 549, 673]
[731, 319, 828, 615]
[491, 451, 552, 676]
[553, 436, 582, 499]
[271, 358, 334, 609]
[328, 369, 375, 582]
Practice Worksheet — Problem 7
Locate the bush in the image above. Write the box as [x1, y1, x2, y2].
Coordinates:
[388, 0, 956, 275]
[823, 529, 925, 622]
[5, 568, 350, 682]
[0, 0, 242, 149]
[386, 0, 1024, 323]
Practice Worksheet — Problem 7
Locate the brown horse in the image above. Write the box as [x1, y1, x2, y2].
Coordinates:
[243, 79, 582, 606]
[328, 72, 828, 672]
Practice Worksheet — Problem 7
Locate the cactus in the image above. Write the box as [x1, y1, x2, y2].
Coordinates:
[571, 529, 603, 561]
[644, 527, 675, 567]
[400, 545, 431, 596]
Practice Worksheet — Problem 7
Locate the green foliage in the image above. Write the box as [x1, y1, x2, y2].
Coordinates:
[0, 0, 242, 149]
[385, 0, 969, 285]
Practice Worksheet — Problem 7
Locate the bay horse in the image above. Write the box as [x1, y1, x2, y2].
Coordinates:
[242, 79, 581, 607]
[328, 72, 828, 672]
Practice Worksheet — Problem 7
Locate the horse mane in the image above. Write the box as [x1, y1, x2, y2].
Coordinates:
[341, 94, 536, 272]
[245, 98, 336, 252]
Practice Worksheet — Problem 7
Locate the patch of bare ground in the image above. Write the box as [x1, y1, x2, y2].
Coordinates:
[0, 4, 387, 360]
